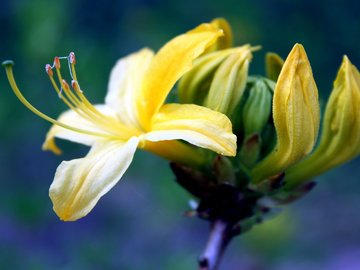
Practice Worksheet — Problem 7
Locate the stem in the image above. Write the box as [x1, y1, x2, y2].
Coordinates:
[198, 220, 233, 270]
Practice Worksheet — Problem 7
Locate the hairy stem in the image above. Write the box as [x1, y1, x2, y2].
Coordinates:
[198, 220, 233, 270]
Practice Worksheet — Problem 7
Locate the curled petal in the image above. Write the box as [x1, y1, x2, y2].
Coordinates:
[49, 137, 139, 221]
[251, 44, 320, 183]
[144, 103, 237, 156]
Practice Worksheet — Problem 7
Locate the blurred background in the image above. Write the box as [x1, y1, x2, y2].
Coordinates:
[1, 0, 360, 269]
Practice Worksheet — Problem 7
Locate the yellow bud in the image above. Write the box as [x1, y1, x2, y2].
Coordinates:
[251, 44, 320, 183]
[265, 52, 284, 81]
[205, 45, 252, 116]
[285, 56, 360, 188]
[178, 45, 252, 117]
[178, 48, 243, 104]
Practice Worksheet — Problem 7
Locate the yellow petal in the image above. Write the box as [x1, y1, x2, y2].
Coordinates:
[141, 140, 206, 167]
[285, 56, 360, 188]
[144, 104, 237, 156]
[106, 48, 154, 130]
[139, 23, 223, 127]
[42, 105, 126, 154]
[251, 44, 320, 182]
[203, 18, 233, 54]
[49, 137, 139, 221]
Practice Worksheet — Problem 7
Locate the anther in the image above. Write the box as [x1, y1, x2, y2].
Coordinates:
[45, 64, 53, 76]
[2, 60, 15, 68]
[54, 57, 61, 69]
[71, 80, 83, 93]
[62, 79, 70, 91]
[69, 52, 76, 64]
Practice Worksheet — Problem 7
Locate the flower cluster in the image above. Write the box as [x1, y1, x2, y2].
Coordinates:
[3, 18, 360, 227]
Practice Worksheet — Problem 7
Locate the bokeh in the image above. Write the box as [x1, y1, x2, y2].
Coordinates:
[1, 0, 360, 269]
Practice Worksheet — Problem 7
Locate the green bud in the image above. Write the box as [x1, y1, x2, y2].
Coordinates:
[239, 134, 261, 168]
[242, 79, 272, 138]
[213, 155, 236, 184]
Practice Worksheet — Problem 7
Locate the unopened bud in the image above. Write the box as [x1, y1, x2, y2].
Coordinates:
[178, 47, 241, 104]
[239, 134, 261, 168]
[285, 56, 360, 189]
[213, 155, 235, 184]
[178, 45, 252, 119]
[242, 78, 272, 138]
[205, 46, 252, 117]
[251, 44, 320, 183]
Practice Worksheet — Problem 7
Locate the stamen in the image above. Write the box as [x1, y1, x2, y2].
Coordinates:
[45, 64, 53, 76]
[54, 57, 61, 69]
[71, 80, 83, 93]
[50, 60, 127, 135]
[62, 79, 70, 91]
[69, 52, 76, 64]
[2, 60, 115, 139]
[68, 52, 78, 82]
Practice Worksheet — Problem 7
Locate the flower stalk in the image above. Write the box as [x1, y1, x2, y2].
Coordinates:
[199, 220, 234, 270]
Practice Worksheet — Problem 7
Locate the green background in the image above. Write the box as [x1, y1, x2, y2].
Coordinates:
[1, 0, 360, 269]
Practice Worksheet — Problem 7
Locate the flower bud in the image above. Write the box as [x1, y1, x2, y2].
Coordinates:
[178, 47, 243, 104]
[238, 134, 261, 168]
[265, 52, 284, 81]
[285, 56, 360, 188]
[237, 79, 273, 168]
[213, 155, 236, 184]
[204, 46, 252, 116]
[242, 78, 272, 138]
[250, 44, 320, 183]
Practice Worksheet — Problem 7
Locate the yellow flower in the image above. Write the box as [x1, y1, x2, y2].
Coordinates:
[285, 56, 360, 188]
[3, 23, 237, 221]
[250, 44, 320, 183]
